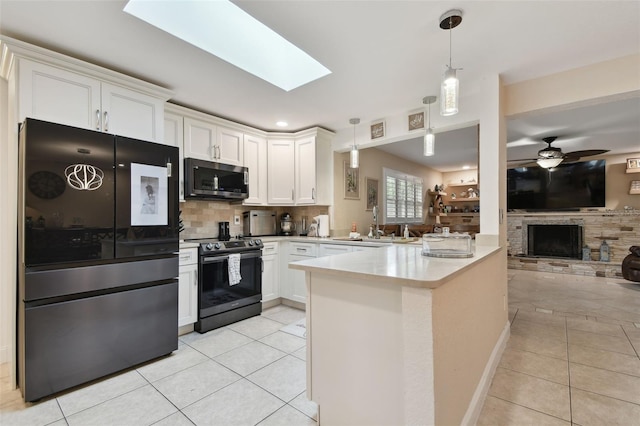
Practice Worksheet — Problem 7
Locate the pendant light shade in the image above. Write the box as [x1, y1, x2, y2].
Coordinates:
[422, 96, 437, 157]
[349, 118, 360, 168]
[424, 129, 435, 156]
[439, 9, 462, 116]
[440, 66, 459, 116]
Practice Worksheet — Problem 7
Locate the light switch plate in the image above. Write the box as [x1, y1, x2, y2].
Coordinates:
[234, 215, 240, 225]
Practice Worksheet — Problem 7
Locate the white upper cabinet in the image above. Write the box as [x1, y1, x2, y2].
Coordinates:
[295, 136, 317, 204]
[267, 139, 296, 204]
[15, 58, 166, 143]
[183, 117, 243, 166]
[243, 133, 268, 205]
[266, 130, 333, 206]
[217, 127, 243, 166]
[183, 117, 217, 161]
[100, 82, 164, 142]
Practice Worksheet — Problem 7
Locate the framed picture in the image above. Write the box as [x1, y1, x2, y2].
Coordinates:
[408, 111, 425, 131]
[627, 158, 640, 169]
[370, 120, 385, 140]
[344, 161, 360, 199]
[131, 163, 168, 226]
[365, 177, 378, 210]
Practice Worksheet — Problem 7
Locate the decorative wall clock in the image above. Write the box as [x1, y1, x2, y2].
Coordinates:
[28, 171, 66, 199]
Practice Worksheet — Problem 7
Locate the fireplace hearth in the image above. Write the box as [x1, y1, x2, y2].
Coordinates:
[527, 224, 582, 259]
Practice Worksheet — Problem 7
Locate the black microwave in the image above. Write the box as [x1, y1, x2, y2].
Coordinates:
[184, 158, 249, 200]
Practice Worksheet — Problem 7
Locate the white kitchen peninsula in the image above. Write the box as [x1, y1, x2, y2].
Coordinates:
[290, 243, 508, 425]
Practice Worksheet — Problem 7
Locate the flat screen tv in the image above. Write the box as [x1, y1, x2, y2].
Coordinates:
[507, 159, 606, 211]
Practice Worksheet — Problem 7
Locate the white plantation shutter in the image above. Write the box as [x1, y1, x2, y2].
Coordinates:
[383, 168, 424, 224]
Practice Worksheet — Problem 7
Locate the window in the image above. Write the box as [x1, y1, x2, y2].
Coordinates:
[383, 168, 424, 224]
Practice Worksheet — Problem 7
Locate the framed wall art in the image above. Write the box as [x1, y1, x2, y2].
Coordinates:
[344, 161, 360, 199]
[408, 111, 425, 131]
[627, 157, 640, 170]
[365, 177, 378, 210]
[370, 120, 385, 140]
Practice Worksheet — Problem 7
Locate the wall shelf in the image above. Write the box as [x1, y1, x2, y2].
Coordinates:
[449, 197, 479, 202]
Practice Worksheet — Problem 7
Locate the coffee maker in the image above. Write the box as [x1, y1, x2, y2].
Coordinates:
[280, 213, 293, 236]
[218, 221, 230, 241]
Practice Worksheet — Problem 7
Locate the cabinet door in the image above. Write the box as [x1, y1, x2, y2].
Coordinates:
[17, 59, 101, 130]
[217, 127, 243, 166]
[295, 136, 317, 204]
[184, 117, 216, 161]
[243, 134, 267, 205]
[262, 254, 279, 302]
[318, 244, 352, 257]
[267, 139, 295, 204]
[101, 83, 164, 142]
[178, 263, 198, 327]
[164, 112, 185, 201]
[287, 254, 311, 304]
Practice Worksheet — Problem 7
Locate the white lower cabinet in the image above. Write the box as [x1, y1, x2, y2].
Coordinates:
[261, 242, 279, 302]
[283, 242, 317, 304]
[178, 248, 198, 327]
[318, 244, 353, 257]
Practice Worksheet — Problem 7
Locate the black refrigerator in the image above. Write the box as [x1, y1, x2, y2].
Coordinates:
[18, 118, 180, 401]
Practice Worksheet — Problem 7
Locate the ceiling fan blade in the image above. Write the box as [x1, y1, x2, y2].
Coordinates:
[507, 158, 538, 163]
[563, 149, 609, 158]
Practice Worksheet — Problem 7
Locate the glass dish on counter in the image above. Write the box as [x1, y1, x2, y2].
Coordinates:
[422, 232, 473, 258]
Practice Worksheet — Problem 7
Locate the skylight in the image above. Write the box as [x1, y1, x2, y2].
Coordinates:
[124, 0, 331, 91]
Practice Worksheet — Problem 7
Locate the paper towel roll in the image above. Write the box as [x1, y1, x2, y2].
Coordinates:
[315, 214, 329, 237]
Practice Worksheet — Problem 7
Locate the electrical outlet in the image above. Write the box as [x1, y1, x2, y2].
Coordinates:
[234, 215, 240, 225]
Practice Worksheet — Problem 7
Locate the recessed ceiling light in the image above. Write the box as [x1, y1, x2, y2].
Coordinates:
[276, 121, 288, 127]
[123, 0, 331, 91]
[462, 165, 470, 170]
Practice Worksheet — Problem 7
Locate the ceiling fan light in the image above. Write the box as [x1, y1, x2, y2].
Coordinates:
[537, 157, 563, 169]
[440, 66, 459, 116]
[424, 129, 435, 156]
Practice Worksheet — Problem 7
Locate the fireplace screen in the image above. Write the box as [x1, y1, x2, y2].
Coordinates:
[527, 224, 582, 259]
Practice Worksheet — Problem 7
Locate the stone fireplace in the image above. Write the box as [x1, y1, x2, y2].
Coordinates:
[507, 211, 640, 278]
[527, 224, 582, 259]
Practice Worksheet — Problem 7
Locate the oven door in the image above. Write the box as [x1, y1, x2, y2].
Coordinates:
[199, 250, 262, 318]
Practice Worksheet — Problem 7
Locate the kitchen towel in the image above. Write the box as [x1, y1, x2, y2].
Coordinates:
[228, 253, 242, 285]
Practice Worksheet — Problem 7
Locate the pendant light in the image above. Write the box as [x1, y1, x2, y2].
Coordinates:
[349, 118, 360, 168]
[439, 9, 463, 116]
[422, 96, 437, 156]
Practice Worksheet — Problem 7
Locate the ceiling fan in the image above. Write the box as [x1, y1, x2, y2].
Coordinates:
[508, 136, 609, 169]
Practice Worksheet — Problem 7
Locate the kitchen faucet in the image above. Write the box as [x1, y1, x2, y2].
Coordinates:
[372, 205, 381, 239]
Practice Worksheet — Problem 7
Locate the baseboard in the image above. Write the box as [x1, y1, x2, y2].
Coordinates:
[461, 321, 510, 426]
[262, 298, 282, 310]
[281, 298, 306, 311]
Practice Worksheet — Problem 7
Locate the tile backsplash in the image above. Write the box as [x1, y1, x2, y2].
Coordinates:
[180, 200, 329, 240]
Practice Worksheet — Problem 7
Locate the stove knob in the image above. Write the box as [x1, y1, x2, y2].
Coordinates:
[248, 240, 254, 246]
[255, 239, 262, 245]
[205, 243, 214, 251]
[214, 243, 222, 250]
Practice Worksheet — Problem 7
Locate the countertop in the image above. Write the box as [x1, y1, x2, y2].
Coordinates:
[289, 243, 502, 289]
[180, 235, 402, 249]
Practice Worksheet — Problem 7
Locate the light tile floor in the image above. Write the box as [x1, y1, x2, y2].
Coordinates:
[0, 304, 315, 426]
[2, 270, 639, 425]
[478, 269, 640, 426]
